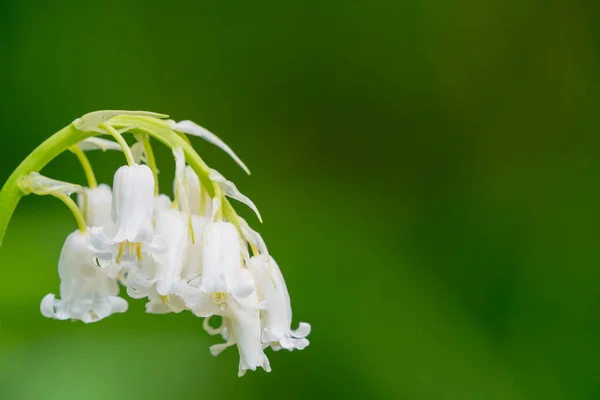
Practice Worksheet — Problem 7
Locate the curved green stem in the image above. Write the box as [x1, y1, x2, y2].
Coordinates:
[140, 134, 160, 195]
[70, 145, 98, 188]
[0, 124, 94, 246]
[0, 113, 244, 248]
[101, 123, 135, 166]
[175, 130, 192, 145]
[51, 192, 87, 233]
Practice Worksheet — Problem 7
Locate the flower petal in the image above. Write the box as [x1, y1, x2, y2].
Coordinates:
[203, 316, 226, 336]
[210, 341, 235, 357]
[209, 170, 262, 223]
[78, 184, 113, 228]
[292, 322, 312, 338]
[169, 120, 250, 175]
[20, 172, 83, 196]
[76, 137, 123, 152]
[40, 294, 58, 318]
[238, 217, 268, 255]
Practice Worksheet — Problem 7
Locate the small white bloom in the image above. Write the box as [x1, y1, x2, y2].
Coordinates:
[78, 184, 113, 228]
[181, 166, 212, 217]
[154, 209, 189, 297]
[181, 215, 211, 282]
[126, 208, 193, 314]
[199, 222, 255, 298]
[110, 164, 156, 243]
[199, 283, 271, 377]
[248, 255, 311, 351]
[231, 289, 271, 377]
[41, 230, 128, 323]
[153, 194, 172, 219]
[89, 164, 160, 264]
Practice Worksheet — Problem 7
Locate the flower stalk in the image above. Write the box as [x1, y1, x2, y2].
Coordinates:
[139, 133, 160, 195]
[0, 110, 310, 377]
[101, 123, 136, 166]
[0, 124, 94, 246]
[69, 145, 98, 189]
[50, 191, 88, 233]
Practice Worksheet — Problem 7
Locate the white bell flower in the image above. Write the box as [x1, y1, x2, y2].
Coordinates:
[181, 166, 212, 217]
[248, 255, 311, 351]
[89, 164, 161, 264]
[41, 230, 128, 323]
[153, 194, 172, 219]
[231, 289, 271, 377]
[197, 281, 271, 377]
[126, 208, 194, 314]
[110, 164, 156, 243]
[181, 215, 211, 282]
[199, 222, 255, 298]
[78, 184, 113, 228]
[13, 110, 312, 376]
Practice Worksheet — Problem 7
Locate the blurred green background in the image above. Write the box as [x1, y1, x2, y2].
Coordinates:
[1, 0, 599, 399]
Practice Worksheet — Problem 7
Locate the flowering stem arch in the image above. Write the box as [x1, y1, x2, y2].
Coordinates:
[0, 113, 229, 245]
[0, 110, 311, 377]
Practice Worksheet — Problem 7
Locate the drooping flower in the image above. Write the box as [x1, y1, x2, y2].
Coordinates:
[126, 208, 191, 314]
[195, 272, 271, 377]
[248, 255, 311, 351]
[153, 194, 172, 219]
[109, 164, 156, 243]
[230, 290, 272, 377]
[41, 230, 128, 323]
[11, 110, 312, 377]
[186, 221, 271, 376]
[89, 164, 161, 264]
[78, 184, 113, 229]
[181, 166, 212, 217]
[199, 222, 255, 298]
[181, 214, 211, 282]
[213, 290, 272, 377]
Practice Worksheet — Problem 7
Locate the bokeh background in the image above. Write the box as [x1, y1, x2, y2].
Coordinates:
[0, 0, 599, 399]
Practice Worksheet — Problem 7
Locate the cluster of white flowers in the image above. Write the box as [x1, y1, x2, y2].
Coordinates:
[29, 115, 310, 377]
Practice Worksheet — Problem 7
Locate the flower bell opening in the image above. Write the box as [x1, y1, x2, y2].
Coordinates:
[4, 110, 311, 377]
